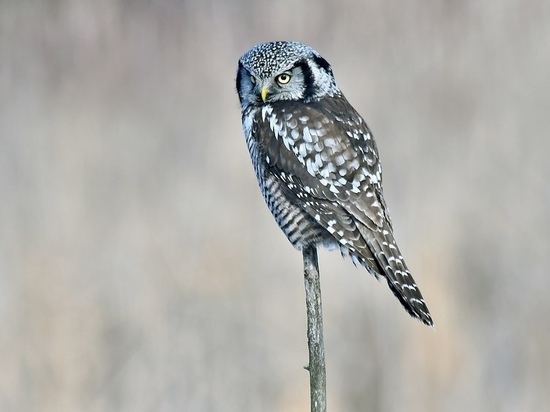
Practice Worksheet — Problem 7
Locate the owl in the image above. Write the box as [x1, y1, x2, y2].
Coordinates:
[236, 41, 432, 326]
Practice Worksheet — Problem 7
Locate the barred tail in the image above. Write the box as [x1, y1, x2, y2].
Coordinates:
[357, 223, 433, 326]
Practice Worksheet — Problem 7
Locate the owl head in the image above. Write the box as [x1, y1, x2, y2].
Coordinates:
[236, 41, 340, 110]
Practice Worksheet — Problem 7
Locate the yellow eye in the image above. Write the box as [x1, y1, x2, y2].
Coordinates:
[276, 72, 292, 85]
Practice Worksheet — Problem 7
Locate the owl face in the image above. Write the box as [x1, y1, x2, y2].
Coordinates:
[236, 41, 340, 110]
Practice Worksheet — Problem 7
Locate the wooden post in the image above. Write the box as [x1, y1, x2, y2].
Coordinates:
[302, 245, 327, 412]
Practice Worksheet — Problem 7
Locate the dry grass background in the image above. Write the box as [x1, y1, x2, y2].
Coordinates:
[1, 0, 549, 411]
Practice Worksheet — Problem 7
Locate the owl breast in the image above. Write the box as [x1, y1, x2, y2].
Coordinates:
[243, 106, 334, 249]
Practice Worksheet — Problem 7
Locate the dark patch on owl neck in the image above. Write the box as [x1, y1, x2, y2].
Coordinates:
[236, 62, 246, 106]
[294, 59, 317, 102]
[312, 55, 333, 78]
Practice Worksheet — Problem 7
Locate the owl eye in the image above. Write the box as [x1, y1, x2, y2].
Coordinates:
[276, 72, 292, 85]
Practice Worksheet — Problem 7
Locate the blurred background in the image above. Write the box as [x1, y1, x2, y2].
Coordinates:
[1, 0, 549, 411]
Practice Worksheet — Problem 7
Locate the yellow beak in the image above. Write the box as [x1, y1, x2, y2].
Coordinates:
[261, 86, 268, 103]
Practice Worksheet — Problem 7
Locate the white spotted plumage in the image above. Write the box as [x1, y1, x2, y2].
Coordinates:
[237, 41, 433, 326]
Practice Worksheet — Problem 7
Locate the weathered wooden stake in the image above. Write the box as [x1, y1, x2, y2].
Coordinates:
[302, 245, 327, 412]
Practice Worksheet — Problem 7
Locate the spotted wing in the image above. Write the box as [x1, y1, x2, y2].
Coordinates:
[254, 97, 433, 325]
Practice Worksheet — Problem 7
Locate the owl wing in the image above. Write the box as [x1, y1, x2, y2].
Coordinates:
[255, 98, 432, 325]
[257, 97, 387, 236]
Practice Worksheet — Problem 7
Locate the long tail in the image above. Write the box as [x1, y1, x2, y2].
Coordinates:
[356, 223, 433, 326]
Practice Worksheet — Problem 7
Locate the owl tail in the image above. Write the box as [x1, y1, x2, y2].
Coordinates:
[357, 223, 434, 326]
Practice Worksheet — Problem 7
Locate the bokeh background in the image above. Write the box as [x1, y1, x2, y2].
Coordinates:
[1, 1, 549, 411]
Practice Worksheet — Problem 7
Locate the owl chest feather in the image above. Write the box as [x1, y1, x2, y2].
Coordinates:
[243, 106, 330, 248]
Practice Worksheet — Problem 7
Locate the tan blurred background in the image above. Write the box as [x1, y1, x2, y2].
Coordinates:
[1, 0, 549, 411]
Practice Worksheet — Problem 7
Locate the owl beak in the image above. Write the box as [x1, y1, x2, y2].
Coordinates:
[261, 86, 269, 103]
